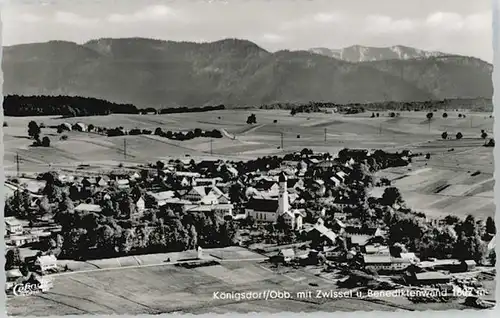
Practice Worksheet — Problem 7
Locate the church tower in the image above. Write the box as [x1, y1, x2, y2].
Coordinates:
[277, 172, 289, 214]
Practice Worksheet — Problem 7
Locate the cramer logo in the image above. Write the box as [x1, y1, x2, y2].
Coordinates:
[13, 278, 53, 296]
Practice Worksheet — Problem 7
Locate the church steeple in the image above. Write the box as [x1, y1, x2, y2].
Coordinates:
[277, 172, 289, 214]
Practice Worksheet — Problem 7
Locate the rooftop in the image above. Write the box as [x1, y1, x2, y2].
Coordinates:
[149, 191, 176, 201]
[75, 203, 102, 213]
[415, 272, 451, 280]
[246, 198, 279, 213]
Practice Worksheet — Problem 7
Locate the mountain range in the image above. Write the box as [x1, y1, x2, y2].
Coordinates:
[308, 45, 446, 62]
[2, 38, 493, 108]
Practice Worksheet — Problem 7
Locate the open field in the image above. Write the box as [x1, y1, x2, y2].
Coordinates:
[6, 256, 474, 316]
[4, 109, 494, 220]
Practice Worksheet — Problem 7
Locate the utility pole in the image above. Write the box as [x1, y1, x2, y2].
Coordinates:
[16, 152, 20, 177]
[123, 138, 127, 159]
[324, 128, 327, 142]
[210, 138, 213, 156]
[280, 132, 284, 150]
[379, 123, 382, 135]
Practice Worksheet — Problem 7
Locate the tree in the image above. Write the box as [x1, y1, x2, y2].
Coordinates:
[426, 112, 433, 120]
[38, 196, 52, 215]
[246, 114, 257, 124]
[441, 132, 448, 140]
[486, 216, 496, 234]
[381, 187, 403, 206]
[444, 215, 460, 225]
[290, 108, 297, 116]
[28, 121, 41, 139]
[5, 247, 22, 270]
[154, 127, 163, 135]
[88, 124, 95, 132]
[62, 228, 90, 259]
[458, 114, 463, 118]
[481, 132, 488, 139]
[219, 221, 238, 247]
[488, 250, 496, 266]
[155, 160, 165, 178]
[118, 229, 135, 254]
[3, 122, 8, 127]
[42, 136, 51, 147]
[456, 132, 463, 140]
[442, 113, 448, 118]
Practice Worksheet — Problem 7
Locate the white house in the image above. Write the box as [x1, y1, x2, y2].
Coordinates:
[5, 217, 23, 235]
[282, 209, 305, 230]
[35, 255, 58, 273]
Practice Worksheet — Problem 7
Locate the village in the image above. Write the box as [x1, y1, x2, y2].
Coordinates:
[4, 141, 497, 309]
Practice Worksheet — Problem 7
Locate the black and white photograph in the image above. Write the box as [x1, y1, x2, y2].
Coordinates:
[1, 0, 497, 315]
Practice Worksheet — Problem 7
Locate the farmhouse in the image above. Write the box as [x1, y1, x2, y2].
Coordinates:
[184, 203, 234, 216]
[75, 203, 102, 213]
[72, 122, 87, 132]
[148, 191, 176, 207]
[35, 255, 58, 273]
[363, 255, 412, 272]
[193, 177, 223, 186]
[7, 234, 46, 247]
[278, 248, 296, 263]
[175, 171, 201, 178]
[304, 218, 338, 245]
[183, 186, 229, 204]
[405, 271, 452, 286]
[5, 217, 23, 235]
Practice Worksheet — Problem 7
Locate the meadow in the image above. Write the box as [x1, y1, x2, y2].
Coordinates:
[3, 108, 494, 220]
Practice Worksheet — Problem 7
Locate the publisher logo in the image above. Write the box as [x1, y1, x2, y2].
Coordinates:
[12, 279, 53, 296]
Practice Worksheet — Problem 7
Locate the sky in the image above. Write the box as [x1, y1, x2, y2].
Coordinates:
[0, 0, 494, 62]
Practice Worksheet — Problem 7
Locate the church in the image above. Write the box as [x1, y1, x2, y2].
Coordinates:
[245, 172, 304, 230]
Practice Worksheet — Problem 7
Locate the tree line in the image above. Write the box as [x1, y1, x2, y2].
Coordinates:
[259, 98, 492, 112]
[3, 95, 226, 118]
[4, 95, 138, 117]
